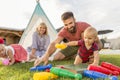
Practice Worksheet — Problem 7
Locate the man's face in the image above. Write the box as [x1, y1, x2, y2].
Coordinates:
[63, 17, 76, 33]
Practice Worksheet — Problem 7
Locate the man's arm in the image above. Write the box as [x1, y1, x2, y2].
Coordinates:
[45, 36, 64, 56]
[34, 36, 64, 66]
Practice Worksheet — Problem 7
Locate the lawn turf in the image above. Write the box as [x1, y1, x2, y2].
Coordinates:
[0, 54, 120, 80]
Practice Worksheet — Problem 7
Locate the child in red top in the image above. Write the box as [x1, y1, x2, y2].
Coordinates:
[0, 38, 28, 65]
[64, 27, 99, 66]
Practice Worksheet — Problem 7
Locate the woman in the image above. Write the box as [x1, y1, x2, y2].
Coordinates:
[27, 22, 50, 60]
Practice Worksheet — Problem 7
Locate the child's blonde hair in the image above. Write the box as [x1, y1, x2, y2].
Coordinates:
[0, 44, 5, 49]
[36, 22, 48, 35]
[84, 27, 98, 38]
[0, 44, 6, 55]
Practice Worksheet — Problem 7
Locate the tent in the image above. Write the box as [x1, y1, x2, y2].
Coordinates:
[19, 1, 57, 49]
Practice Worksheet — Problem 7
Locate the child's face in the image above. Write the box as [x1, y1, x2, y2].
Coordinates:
[84, 32, 96, 46]
[0, 45, 6, 57]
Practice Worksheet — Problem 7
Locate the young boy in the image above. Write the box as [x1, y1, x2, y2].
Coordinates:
[64, 27, 99, 66]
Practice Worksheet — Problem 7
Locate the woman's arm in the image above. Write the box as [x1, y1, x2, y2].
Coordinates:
[30, 32, 38, 56]
[44, 35, 50, 50]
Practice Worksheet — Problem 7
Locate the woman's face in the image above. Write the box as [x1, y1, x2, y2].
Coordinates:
[37, 26, 46, 35]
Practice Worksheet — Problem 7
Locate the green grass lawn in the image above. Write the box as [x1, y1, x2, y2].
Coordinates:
[0, 54, 120, 80]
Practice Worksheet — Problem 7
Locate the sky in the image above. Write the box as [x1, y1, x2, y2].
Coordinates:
[0, 0, 120, 38]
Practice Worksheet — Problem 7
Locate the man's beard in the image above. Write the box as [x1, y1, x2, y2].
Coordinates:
[68, 26, 76, 33]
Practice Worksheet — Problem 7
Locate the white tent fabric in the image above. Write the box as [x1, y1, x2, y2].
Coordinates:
[19, 2, 57, 49]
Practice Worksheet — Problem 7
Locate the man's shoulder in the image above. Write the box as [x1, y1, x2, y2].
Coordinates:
[58, 27, 66, 33]
[76, 22, 91, 30]
[57, 27, 68, 37]
[76, 21, 88, 23]
[76, 21, 90, 26]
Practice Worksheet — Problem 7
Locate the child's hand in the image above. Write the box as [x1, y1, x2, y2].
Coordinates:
[87, 63, 98, 70]
[89, 63, 98, 66]
[9, 62, 13, 65]
[2, 59, 9, 66]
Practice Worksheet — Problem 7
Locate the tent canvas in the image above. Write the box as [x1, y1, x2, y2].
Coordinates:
[19, 2, 57, 49]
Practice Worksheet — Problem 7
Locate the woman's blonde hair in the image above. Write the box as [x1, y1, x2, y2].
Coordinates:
[36, 22, 48, 35]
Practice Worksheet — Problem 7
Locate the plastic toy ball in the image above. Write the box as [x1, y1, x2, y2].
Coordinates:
[2, 59, 9, 65]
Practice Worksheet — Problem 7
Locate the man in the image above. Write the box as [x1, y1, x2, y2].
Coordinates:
[34, 11, 103, 66]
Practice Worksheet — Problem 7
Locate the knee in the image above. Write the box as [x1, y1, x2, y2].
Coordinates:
[54, 52, 65, 60]
[74, 59, 82, 65]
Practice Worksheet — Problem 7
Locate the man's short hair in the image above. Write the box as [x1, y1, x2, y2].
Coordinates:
[61, 11, 74, 20]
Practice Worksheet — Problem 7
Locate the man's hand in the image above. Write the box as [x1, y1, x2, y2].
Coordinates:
[34, 54, 49, 66]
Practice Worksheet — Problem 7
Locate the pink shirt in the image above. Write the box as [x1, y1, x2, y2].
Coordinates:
[11, 44, 27, 62]
[58, 22, 91, 41]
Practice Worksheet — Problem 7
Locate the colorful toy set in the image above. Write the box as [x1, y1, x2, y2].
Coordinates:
[88, 62, 120, 76]
[86, 62, 120, 80]
[101, 62, 120, 74]
[32, 62, 119, 80]
[30, 64, 52, 71]
[84, 70, 118, 80]
[88, 65, 119, 76]
[33, 72, 58, 80]
[32, 64, 82, 80]
[50, 67, 82, 80]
